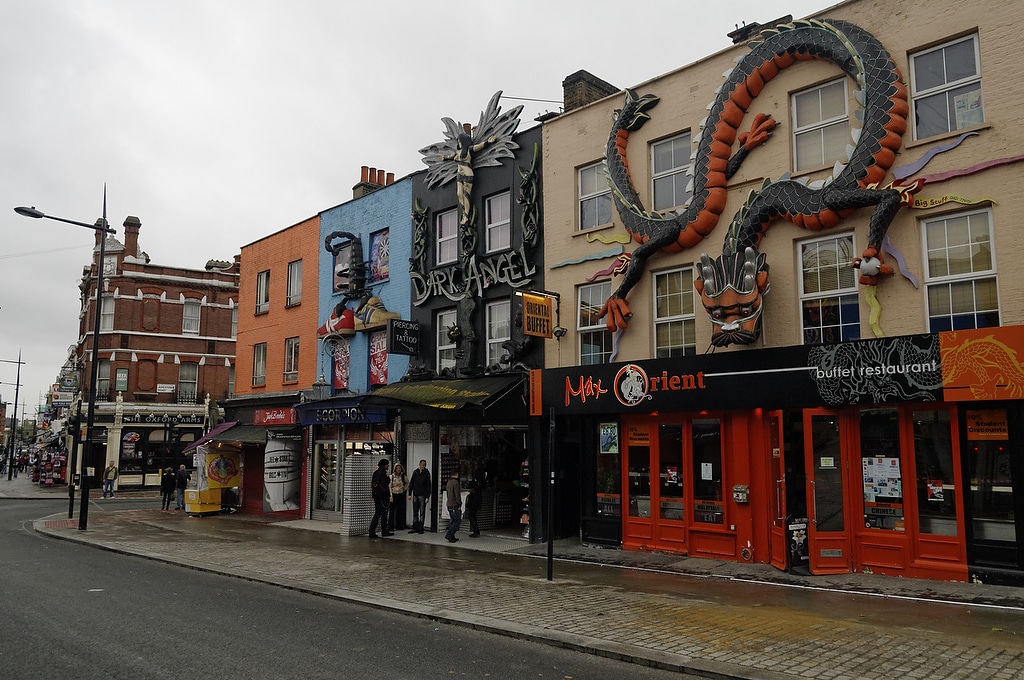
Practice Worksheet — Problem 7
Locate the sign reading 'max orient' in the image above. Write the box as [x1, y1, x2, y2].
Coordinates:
[538, 334, 944, 414]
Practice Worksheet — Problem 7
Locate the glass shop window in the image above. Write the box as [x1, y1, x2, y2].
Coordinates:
[596, 422, 621, 517]
[627, 423, 651, 518]
[913, 409, 958, 536]
[659, 424, 684, 521]
[692, 418, 723, 524]
[860, 407, 904, 530]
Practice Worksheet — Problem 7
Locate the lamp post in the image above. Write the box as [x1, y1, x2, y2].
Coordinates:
[1, 355, 24, 480]
[15, 194, 116, 530]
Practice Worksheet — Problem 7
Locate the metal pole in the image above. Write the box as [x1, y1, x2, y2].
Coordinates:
[67, 397, 82, 518]
[79, 191, 110, 531]
[546, 406, 555, 581]
[6, 352, 22, 480]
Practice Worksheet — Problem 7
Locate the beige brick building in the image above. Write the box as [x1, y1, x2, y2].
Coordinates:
[538, 0, 1024, 584]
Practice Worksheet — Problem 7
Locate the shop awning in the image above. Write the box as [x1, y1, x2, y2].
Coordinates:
[364, 375, 522, 411]
[182, 421, 238, 453]
[207, 424, 276, 444]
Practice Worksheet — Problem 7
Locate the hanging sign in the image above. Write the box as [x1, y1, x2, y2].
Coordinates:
[522, 293, 553, 339]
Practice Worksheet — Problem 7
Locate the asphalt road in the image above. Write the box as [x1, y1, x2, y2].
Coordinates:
[1, 498, 698, 679]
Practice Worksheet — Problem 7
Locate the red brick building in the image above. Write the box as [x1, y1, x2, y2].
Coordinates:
[72, 215, 238, 489]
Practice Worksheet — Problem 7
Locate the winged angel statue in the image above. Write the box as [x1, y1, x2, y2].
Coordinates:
[419, 91, 523, 231]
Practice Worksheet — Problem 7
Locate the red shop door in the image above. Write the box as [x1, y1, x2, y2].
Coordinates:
[767, 411, 788, 571]
[622, 420, 687, 553]
[804, 409, 854, 574]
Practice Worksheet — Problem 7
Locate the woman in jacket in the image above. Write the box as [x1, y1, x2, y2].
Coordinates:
[388, 463, 409, 531]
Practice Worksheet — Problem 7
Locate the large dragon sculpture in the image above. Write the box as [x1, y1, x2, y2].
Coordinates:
[598, 18, 911, 347]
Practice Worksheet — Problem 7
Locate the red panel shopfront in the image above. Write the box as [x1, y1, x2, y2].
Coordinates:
[540, 329, 1024, 584]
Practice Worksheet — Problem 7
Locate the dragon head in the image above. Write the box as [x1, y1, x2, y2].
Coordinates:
[695, 247, 770, 347]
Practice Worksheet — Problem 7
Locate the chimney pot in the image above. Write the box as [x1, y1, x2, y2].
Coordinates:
[361, 166, 369, 183]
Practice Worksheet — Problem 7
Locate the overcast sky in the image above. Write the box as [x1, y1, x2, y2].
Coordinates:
[0, 0, 832, 421]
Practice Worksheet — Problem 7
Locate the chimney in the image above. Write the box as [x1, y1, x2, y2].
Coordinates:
[562, 70, 618, 113]
[352, 166, 391, 199]
[123, 216, 141, 258]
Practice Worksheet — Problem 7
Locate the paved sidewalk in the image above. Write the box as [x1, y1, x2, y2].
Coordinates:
[8, 473, 1024, 679]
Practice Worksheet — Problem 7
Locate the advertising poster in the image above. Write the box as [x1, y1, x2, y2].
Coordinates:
[205, 450, 241, 489]
[264, 431, 302, 512]
[332, 338, 350, 390]
[369, 330, 388, 385]
[599, 423, 619, 453]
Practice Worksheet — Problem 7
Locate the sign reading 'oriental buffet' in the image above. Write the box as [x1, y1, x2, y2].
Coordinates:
[522, 293, 553, 339]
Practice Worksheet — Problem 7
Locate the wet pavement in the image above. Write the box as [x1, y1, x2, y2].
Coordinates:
[6, 474, 1024, 679]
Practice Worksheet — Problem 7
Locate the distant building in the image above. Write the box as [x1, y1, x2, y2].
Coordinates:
[66, 215, 238, 490]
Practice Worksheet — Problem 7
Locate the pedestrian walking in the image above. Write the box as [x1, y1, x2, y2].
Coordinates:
[369, 459, 392, 538]
[388, 463, 408, 531]
[102, 461, 118, 498]
[444, 472, 462, 543]
[407, 459, 431, 534]
[465, 481, 482, 537]
[160, 467, 176, 510]
[174, 464, 191, 510]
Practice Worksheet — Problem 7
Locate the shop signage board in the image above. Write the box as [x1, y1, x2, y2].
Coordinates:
[387, 318, 420, 356]
[522, 293, 553, 338]
[254, 408, 298, 426]
[541, 334, 942, 414]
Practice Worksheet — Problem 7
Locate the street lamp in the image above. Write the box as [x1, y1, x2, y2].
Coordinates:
[15, 194, 116, 530]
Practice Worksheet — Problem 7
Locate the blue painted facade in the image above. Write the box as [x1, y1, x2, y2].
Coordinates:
[317, 176, 415, 392]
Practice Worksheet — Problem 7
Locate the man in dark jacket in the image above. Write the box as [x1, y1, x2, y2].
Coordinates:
[369, 459, 392, 538]
[174, 465, 191, 510]
[160, 467, 176, 510]
[407, 459, 431, 534]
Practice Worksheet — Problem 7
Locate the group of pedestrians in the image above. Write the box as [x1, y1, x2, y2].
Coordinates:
[99, 461, 191, 508]
[369, 458, 481, 541]
[160, 464, 190, 510]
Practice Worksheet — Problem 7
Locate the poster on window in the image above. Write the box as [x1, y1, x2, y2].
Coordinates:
[599, 423, 619, 453]
[862, 456, 904, 529]
[954, 89, 983, 128]
[369, 330, 388, 385]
